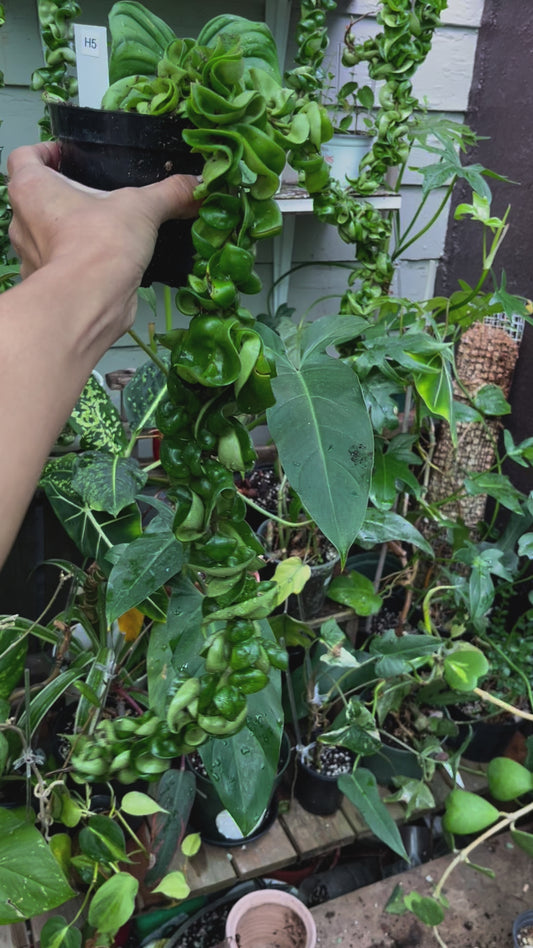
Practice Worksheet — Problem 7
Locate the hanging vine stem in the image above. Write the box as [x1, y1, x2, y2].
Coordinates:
[31, 0, 81, 137]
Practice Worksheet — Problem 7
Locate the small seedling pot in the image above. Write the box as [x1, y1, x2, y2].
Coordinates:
[321, 131, 373, 182]
[48, 102, 202, 287]
[225, 889, 316, 948]
[514, 909, 533, 947]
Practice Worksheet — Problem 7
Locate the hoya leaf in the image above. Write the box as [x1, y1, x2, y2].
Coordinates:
[442, 789, 499, 835]
[443, 644, 489, 692]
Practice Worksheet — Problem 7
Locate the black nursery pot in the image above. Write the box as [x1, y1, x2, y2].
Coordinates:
[294, 750, 350, 817]
[513, 909, 533, 947]
[48, 102, 203, 287]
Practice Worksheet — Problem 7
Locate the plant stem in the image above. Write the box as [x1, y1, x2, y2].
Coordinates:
[164, 284, 173, 333]
[239, 492, 314, 528]
[128, 328, 168, 374]
[473, 686, 533, 722]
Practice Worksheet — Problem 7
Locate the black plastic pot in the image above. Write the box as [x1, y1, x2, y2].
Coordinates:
[513, 909, 533, 947]
[48, 102, 202, 287]
[294, 754, 344, 817]
[361, 744, 423, 786]
[188, 732, 291, 846]
[448, 713, 519, 763]
[257, 520, 339, 619]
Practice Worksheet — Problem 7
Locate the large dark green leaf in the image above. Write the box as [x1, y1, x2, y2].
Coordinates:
[41, 455, 142, 563]
[147, 576, 204, 716]
[262, 339, 373, 562]
[338, 769, 408, 860]
[78, 815, 128, 865]
[105, 530, 183, 624]
[0, 808, 75, 923]
[144, 769, 196, 887]
[72, 453, 147, 516]
[70, 374, 127, 454]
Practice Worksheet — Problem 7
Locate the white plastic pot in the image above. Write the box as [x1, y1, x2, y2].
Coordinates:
[321, 132, 373, 182]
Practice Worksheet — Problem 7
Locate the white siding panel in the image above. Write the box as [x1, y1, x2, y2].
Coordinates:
[0, 90, 46, 171]
[333, 1, 484, 28]
[0, 0, 42, 86]
[412, 29, 479, 111]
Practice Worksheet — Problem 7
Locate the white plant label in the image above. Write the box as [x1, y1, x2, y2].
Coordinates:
[74, 24, 109, 109]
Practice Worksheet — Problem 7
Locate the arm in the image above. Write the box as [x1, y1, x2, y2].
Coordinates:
[0, 141, 200, 568]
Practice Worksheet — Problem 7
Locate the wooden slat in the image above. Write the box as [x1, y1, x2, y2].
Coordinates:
[230, 819, 297, 880]
[279, 797, 356, 859]
[186, 841, 238, 897]
[5, 925, 30, 948]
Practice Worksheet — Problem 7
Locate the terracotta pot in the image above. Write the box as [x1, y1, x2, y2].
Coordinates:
[225, 889, 316, 948]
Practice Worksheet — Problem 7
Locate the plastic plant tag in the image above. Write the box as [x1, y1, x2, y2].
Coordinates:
[74, 24, 109, 108]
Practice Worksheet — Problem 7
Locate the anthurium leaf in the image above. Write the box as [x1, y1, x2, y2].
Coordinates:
[487, 757, 533, 801]
[403, 892, 445, 927]
[69, 374, 127, 454]
[338, 769, 409, 860]
[88, 872, 138, 936]
[0, 623, 27, 699]
[442, 789, 499, 835]
[144, 768, 196, 887]
[327, 571, 382, 616]
[464, 472, 525, 515]
[41, 454, 142, 563]
[105, 531, 183, 624]
[72, 453, 147, 516]
[40, 916, 82, 948]
[260, 324, 373, 562]
[78, 815, 129, 865]
[443, 643, 489, 692]
[152, 870, 190, 900]
[358, 509, 433, 556]
[0, 808, 75, 924]
[123, 358, 167, 431]
[121, 791, 168, 817]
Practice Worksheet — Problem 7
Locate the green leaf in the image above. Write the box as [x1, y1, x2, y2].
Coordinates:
[261, 323, 373, 562]
[72, 453, 147, 516]
[152, 870, 190, 900]
[17, 653, 93, 736]
[338, 769, 408, 860]
[403, 892, 445, 926]
[0, 809, 75, 924]
[473, 384, 511, 416]
[487, 757, 533, 801]
[272, 557, 311, 605]
[384, 883, 408, 916]
[41, 454, 142, 563]
[442, 789, 499, 835]
[105, 531, 183, 624]
[121, 791, 168, 817]
[0, 623, 27, 699]
[40, 916, 82, 948]
[464, 472, 525, 515]
[518, 533, 533, 558]
[358, 510, 433, 556]
[78, 815, 128, 865]
[144, 769, 196, 887]
[327, 570, 382, 616]
[412, 354, 455, 429]
[511, 826, 533, 859]
[181, 833, 201, 857]
[443, 643, 489, 692]
[88, 872, 138, 936]
[70, 374, 127, 454]
[123, 359, 167, 430]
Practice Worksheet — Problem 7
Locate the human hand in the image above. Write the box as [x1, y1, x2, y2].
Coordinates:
[8, 140, 201, 284]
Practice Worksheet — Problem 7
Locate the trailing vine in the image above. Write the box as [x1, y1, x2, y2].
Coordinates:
[31, 0, 80, 137]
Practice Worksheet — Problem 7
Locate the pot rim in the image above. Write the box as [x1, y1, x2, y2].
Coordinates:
[225, 889, 316, 947]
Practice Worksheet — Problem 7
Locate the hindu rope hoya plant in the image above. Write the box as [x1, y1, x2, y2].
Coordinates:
[0, 2, 380, 939]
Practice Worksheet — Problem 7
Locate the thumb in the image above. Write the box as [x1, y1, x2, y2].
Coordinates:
[140, 173, 202, 225]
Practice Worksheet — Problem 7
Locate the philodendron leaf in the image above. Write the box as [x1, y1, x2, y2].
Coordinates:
[442, 789, 499, 835]
[70, 373, 127, 453]
[487, 757, 533, 801]
[78, 815, 129, 865]
[327, 570, 382, 616]
[88, 872, 138, 937]
[358, 509, 433, 557]
[121, 791, 168, 817]
[261, 322, 373, 562]
[40, 916, 82, 948]
[0, 808, 75, 924]
[72, 453, 147, 516]
[105, 531, 183, 624]
[181, 833, 201, 857]
[152, 870, 190, 901]
[338, 769, 409, 861]
[443, 643, 489, 692]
